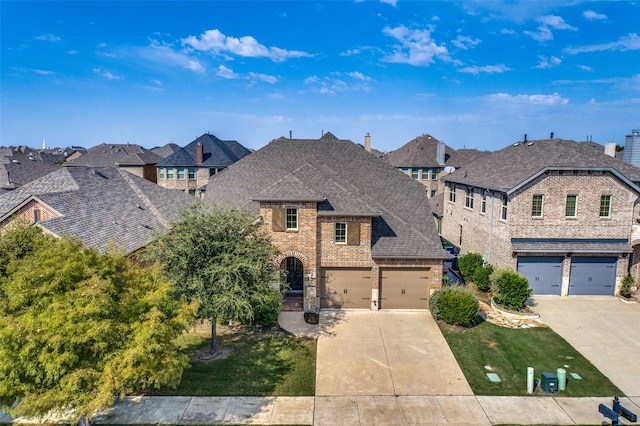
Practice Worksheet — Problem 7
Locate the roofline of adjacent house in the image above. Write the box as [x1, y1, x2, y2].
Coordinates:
[372, 253, 453, 260]
[252, 197, 326, 203]
[443, 166, 640, 196]
[0, 195, 63, 224]
[317, 211, 381, 217]
[513, 248, 633, 254]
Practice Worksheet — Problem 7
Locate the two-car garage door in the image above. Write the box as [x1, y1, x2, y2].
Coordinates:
[320, 268, 431, 309]
[517, 256, 617, 296]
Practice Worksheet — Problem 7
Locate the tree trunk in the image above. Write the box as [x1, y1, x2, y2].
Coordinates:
[210, 316, 217, 355]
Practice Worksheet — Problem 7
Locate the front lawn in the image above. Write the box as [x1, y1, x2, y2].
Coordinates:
[147, 322, 316, 397]
[439, 320, 622, 397]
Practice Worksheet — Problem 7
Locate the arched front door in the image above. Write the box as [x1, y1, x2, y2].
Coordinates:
[283, 257, 304, 293]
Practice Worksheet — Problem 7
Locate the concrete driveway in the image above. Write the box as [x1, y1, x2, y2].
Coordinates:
[532, 296, 640, 397]
[314, 310, 472, 396]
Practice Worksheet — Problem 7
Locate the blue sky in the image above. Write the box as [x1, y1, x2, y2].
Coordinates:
[1, 1, 639, 153]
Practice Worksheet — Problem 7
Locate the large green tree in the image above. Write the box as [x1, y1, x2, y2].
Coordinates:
[0, 226, 197, 424]
[142, 205, 280, 355]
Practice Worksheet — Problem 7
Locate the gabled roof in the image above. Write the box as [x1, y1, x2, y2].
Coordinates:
[151, 143, 182, 158]
[442, 138, 640, 193]
[0, 167, 194, 254]
[65, 143, 160, 167]
[203, 132, 450, 260]
[0, 152, 62, 190]
[387, 134, 454, 167]
[157, 133, 251, 168]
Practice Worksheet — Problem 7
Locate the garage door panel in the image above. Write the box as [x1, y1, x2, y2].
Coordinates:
[517, 256, 563, 295]
[380, 268, 430, 309]
[321, 268, 371, 309]
[569, 257, 616, 296]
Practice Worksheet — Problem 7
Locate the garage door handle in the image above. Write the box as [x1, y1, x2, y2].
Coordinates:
[551, 284, 560, 287]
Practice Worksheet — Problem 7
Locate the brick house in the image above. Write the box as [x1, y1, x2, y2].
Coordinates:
[440, 138, 640, 296]
[0, 167, 193, 254]
[203, 132, 451, 311]
[386, 134, 491, 198]
[156, 133, 251, 196]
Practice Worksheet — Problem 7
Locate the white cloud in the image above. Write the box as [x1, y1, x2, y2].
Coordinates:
[564, 33, 640, 54]
[304, 72, 372, 95]
[340, 48, 360, 56]
[92, 68, 122, 81]
[501, 28, 517, 36]
[216, 65, 239, 79]
[181, 29, 312, 62]
[35, 34, 61, 42]
[452, 35, 481, 50]
[487, 92, 569, 105]
[458, 64, 511, 75]
[583, 10, 607, 21]
[534, 55, 561, 69]
[380, 0, 397, 6]
[578, 64, 594, 72]
[345, 71, 372, 81]
[33, 69, 55, 76]
[381, 25, 450, 66]
[525, 15, 576, 42]
[138, 41, 205, 73]
[248, 72, 278, 84]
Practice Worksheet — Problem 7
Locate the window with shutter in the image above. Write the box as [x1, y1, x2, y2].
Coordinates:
[347, 221, 360, 246]
[272, 208, 285, 232]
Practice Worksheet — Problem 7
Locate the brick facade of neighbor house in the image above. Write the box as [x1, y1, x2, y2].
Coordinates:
[441, 138, 640, 297]
[203, 133, 451, 312]
[0, 198, 60, 230]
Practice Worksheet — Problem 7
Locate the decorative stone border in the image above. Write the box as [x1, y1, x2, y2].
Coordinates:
[490, 297, 540, 321]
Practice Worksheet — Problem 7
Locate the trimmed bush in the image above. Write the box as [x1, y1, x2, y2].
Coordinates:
[490, 269, 532, 311]
[620, 274, 634, 298]
[473, 264, 493, 292]
[252, 288, 283, 325]
[458, 252, 484, 282]
[430, 285, 479, 327]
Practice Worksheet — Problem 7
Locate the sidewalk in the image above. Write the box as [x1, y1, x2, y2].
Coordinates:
[4, 394, 635, 425]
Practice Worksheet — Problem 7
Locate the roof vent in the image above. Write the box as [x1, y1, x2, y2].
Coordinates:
[12, 159, 19, 164]
[92, 168, 108, 179]
[513, 142, 521, 147]
[527, 141, 534, 146]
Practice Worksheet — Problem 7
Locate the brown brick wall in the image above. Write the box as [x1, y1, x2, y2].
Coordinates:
[156, 167, 213, 192]
[318, 216, 373, 268]
[0, 199, 60, 230]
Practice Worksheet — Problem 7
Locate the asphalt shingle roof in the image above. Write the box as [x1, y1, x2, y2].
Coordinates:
[0, 152, 62, 189]
[203, 133, 450, 260]
[157, 134, 251, 168]
[387, 134, 453, 167]
[0, 167, 194, 254]
[442, 138, 640, 191]
[65, 143, 161, 167]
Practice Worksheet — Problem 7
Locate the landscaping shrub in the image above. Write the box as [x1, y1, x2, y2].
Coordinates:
[458, 252, 484, 282]
[252, 288, 283, 325]
[620, 274, 634, 298]
[490, 269, 532, 311]
[473, 264, 494, 292]
[430, 285, 479, 327]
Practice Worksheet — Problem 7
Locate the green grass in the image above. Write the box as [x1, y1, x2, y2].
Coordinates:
[148, 325, 316, 397]
[439, 319, 622, 397]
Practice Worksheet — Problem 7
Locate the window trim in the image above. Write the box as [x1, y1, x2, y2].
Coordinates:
[188, 168, 196, 180]
[166, 167, 174, 179]
[335, 222, 346, 244]
[286, 207, 298, 230]
[599, 194, 612, 217]
[177, 167, 185, 180]
[501, 194, 508, 220]
[532, 194, 544, 218]
[465, 187, 474, 209]
[565, 194, 578, 218]
[481, 192, 486, 214]
[449, 186, 456, 203]
[411, 168, 419, 180]
[421, 168, 430, 180]
[158, 167, 165, 179]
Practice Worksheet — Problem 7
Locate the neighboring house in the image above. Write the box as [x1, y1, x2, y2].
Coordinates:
[440, 137, 640, 296]
[156, 133, 252, 196]
[203, 132, 451, 312]
[65, 143, 163, 183]
[151, 143, 182, 158]
[0, 149, 62, 193]
[0, 166, 194, 254]
[386, 134, 490, 198]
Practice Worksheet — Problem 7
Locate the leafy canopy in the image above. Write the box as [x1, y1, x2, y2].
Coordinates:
[0, 226, 197, 423]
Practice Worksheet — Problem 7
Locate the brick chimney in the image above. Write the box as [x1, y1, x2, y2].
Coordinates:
[364, 133, 371, 152]
[196, 143, 203, 165]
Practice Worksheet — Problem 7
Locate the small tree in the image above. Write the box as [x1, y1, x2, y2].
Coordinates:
[142, 205, 280, 355]
[620, 275, 634, 298]
[458, 252, 484, 282]
[0, 230, 196, 424]
[430, 285, 479, 327]
[490, 268, 532, 311]
[473, 264, 494, 292]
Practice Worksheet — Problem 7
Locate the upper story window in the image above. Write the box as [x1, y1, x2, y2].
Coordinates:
[481, 192, 487, 214]
[158, 167, 165, 179]
[599, 195, 612, 217]
[432, 168, 438, 180]
[411, 169, 419, 180]
[335, 222, 346, 243]
[465, 187, 474, 209]
[565, 194, 578, 217]
[430, 190, 437, 198]
[177, 168, 185, 180]
[421, 168, 430, 180]
[449, 186, 456, 203]
[166, 168, 174, 179]
[401, 167, 409, 175]
[532, 194, 544, 217]
[33, 209, 41, 223]
[188, 168, 196, 180]
[501, 194, 508, 220]
[286, 208, 298, 230]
